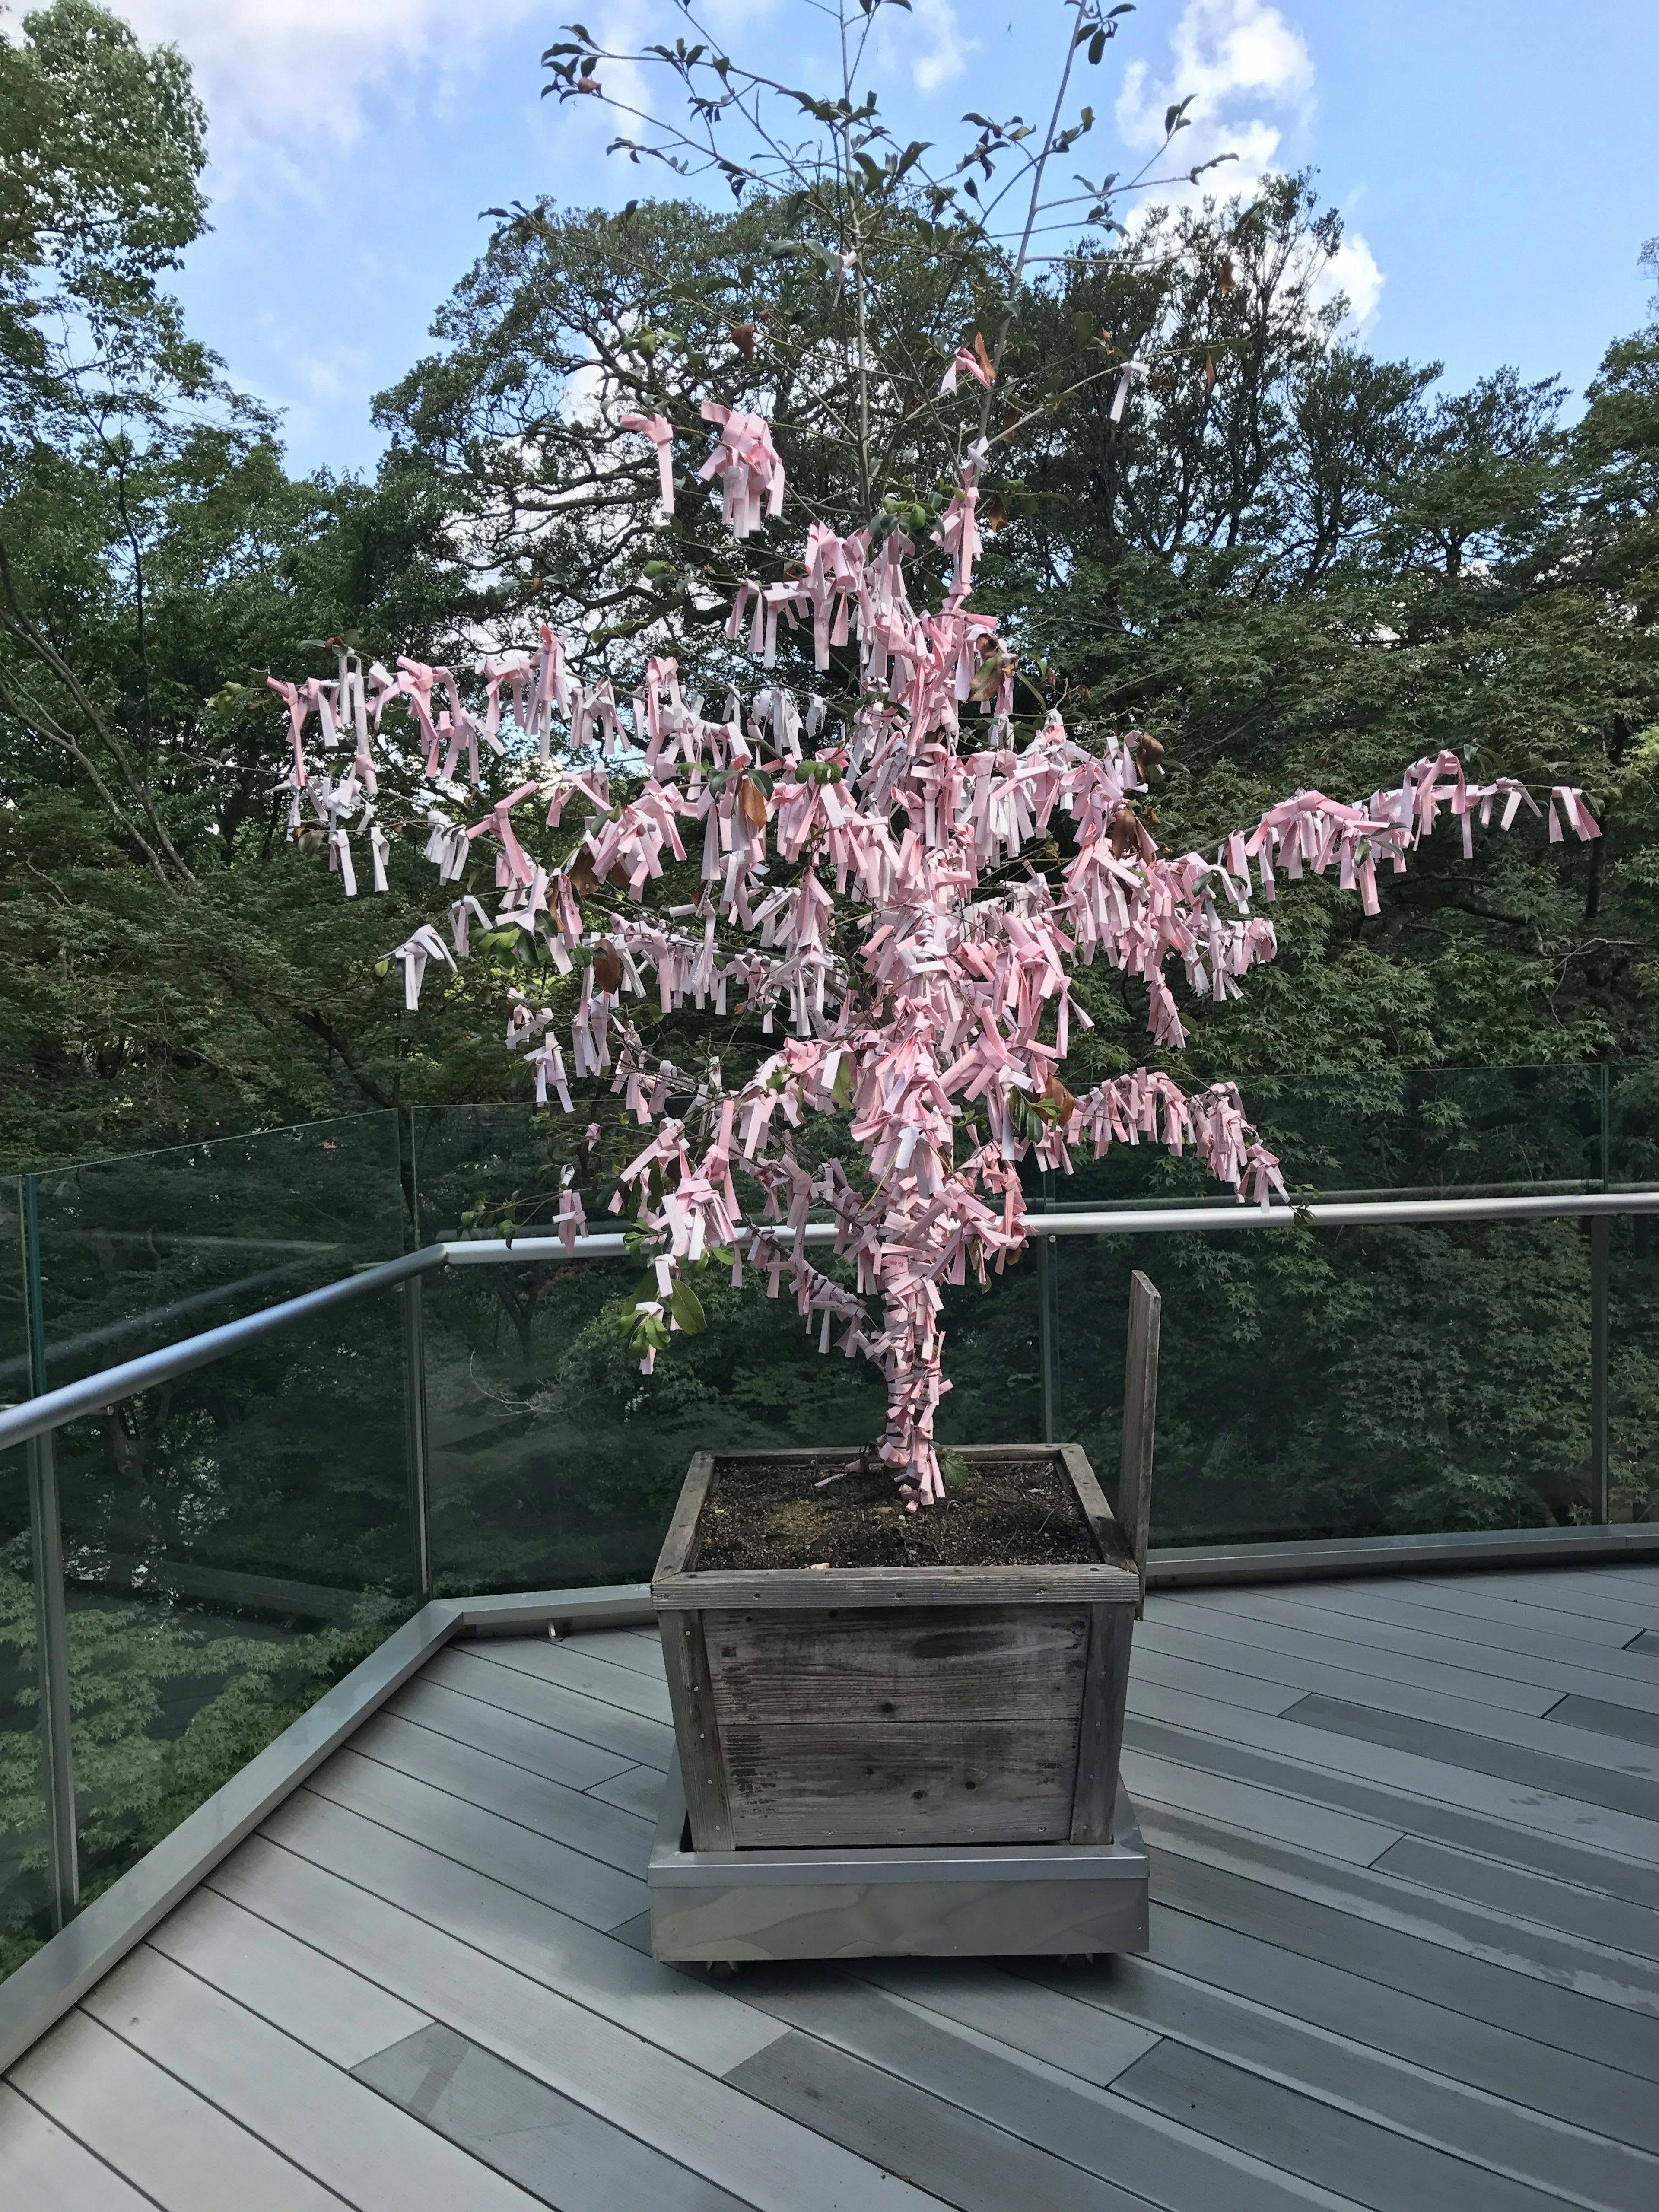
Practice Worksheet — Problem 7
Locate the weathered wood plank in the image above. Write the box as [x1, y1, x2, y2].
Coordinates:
[299, 1750, 645, 1926]
[1122, 1751, 1404, 1866]
[1119, 1903, 1659, 2156]
[1071, 1603, 1131, 1844]
[0, 2079, 159, 2212]
[1021, 1947, 1659, 2211]
[854, 1958, 1160, 2083]
[1125, 1684, 1659, 1866]
[1283, 1692, 1659, 1820]
[1159, 1590, 1659, 1716]
[727, 2027, 1142, 2212]
[558, 1629, 671, 1679]
[1111, 2032, 1570, 2212]
[1213, 1582, 1659, 1683]
[1151, 1845, 1659, 2082]
[721, 1717, 1081, 1847]
[355, 2022, 753, 2212]
[10, 2008, 345, 2212]
[586, 1763, 668, 1821]
[1370, 1834, 1659, 1965]
[350, 1711, 653, 1870]
[727, 1978, 1332, 2212]
[653, 1449, 716, 1579]
[702, 1605, 1089, 1724]
[1138, 1605, 1573, 1717]
[660, 1610, 734, 1850]
[478, 1638, 676, 1725]
[1057, 1443, 1128, 1568]
[655, 1562, 1140, 1611]
[1123, 1707, 1659, 1910]
[149, 1885, 431, 2067]
[226, 1813, 769, 2074]
[82, 1945, 547, 2212]
[387, 1675, 636, 1789]
[1141, 1799, 1659, 2018]
[207, 1833, 943, 2212]
[423, 1645, 674, 1768]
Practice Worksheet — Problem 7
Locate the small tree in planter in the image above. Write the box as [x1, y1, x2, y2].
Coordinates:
[262, 1, 1599, 1859]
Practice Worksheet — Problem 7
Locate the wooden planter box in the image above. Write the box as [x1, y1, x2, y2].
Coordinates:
[651, 1442, 1143, 1853]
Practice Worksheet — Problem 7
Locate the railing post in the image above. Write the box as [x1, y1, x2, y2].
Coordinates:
[1589, 1217, 1611, 1524]
[1589, 1064, 1612, 1526]
[21, 1174, 78, 1928]
[403, 1274, 432, 1605]
[1037, 1172, 1058, 1445]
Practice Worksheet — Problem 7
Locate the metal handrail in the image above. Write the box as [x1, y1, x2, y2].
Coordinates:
[447, 1184, 1659, 1266]
[0, 1246, 443, 1456]
[7, 1183, 1659, 1456]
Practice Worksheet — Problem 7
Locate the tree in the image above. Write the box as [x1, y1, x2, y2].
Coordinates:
[265, 8, 1601, 1506]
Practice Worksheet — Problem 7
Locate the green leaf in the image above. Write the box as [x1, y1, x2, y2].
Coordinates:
[668, 1278, 707, 1334]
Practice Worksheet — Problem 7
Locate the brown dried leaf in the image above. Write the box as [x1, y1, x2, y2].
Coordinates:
[973, 331, 995, 385]
[1204, 347, 1216, 389]
[729, 322, 756, 360]
[736, 775, 769, 831]
[1042, 1073, 1077, 1125]
[591, 942, 623, 994]
[1109, 803, 1150, 861]
[569, 852, 600, 896]
[980, 493, 1008, 532]
[1217, 256, 1236, 292]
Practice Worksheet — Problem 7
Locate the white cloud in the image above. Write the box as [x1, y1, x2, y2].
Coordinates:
[120, 0, 538, 178]
[1116, 0, 1382, 334]
[1117, 0, 1313, 190]
[1317, 229, 1384, 333]
[906, 0, 972, 94]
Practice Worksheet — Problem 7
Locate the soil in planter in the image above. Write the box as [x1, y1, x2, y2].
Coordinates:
[694, 1452, 1102, 1571]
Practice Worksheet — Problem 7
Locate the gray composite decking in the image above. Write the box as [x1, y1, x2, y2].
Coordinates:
[6, 1563, 1659, 2211]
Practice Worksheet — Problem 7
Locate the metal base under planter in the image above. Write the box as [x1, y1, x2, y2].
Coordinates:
[647, 1751, 1150, 1964]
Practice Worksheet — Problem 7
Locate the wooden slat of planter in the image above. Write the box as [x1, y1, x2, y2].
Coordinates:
[1058, 1445, 1132, 1570]
[657, 1451, 716, 1577]
[658, 1611, 733, 1850]
[719, 1717, 1082, 1847]
[1071, 1604, 1135, 1845]
[655, 1564, 1139, 1611]
[701, 1606, 1089, 1724]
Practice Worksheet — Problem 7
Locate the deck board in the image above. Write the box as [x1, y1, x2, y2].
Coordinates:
[12, 1562, 1659, 2211]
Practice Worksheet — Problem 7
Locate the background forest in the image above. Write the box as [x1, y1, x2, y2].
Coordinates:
[1, 0, 1657, 1970]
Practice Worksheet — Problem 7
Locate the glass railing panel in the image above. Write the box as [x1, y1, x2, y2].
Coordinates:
[413, 1100, 1048, 1595]
[1051, 1217, 1595, 1548]
[421, 1250, 889, 1595]
[1609, 1063, 1659, 1192]
[0, 1174, 26, 1393]
[21, 1111, 407, 1394]
[51, 1286, 416, 1909]
[0, 1446, 50, 1984]
[1611, 1211, 1659, 1524]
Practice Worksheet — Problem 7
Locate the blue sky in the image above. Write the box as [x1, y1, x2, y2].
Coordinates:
[115, 0, 1659, 478]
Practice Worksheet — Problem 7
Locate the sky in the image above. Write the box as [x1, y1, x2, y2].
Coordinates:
[104, 0, 1659, 478]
